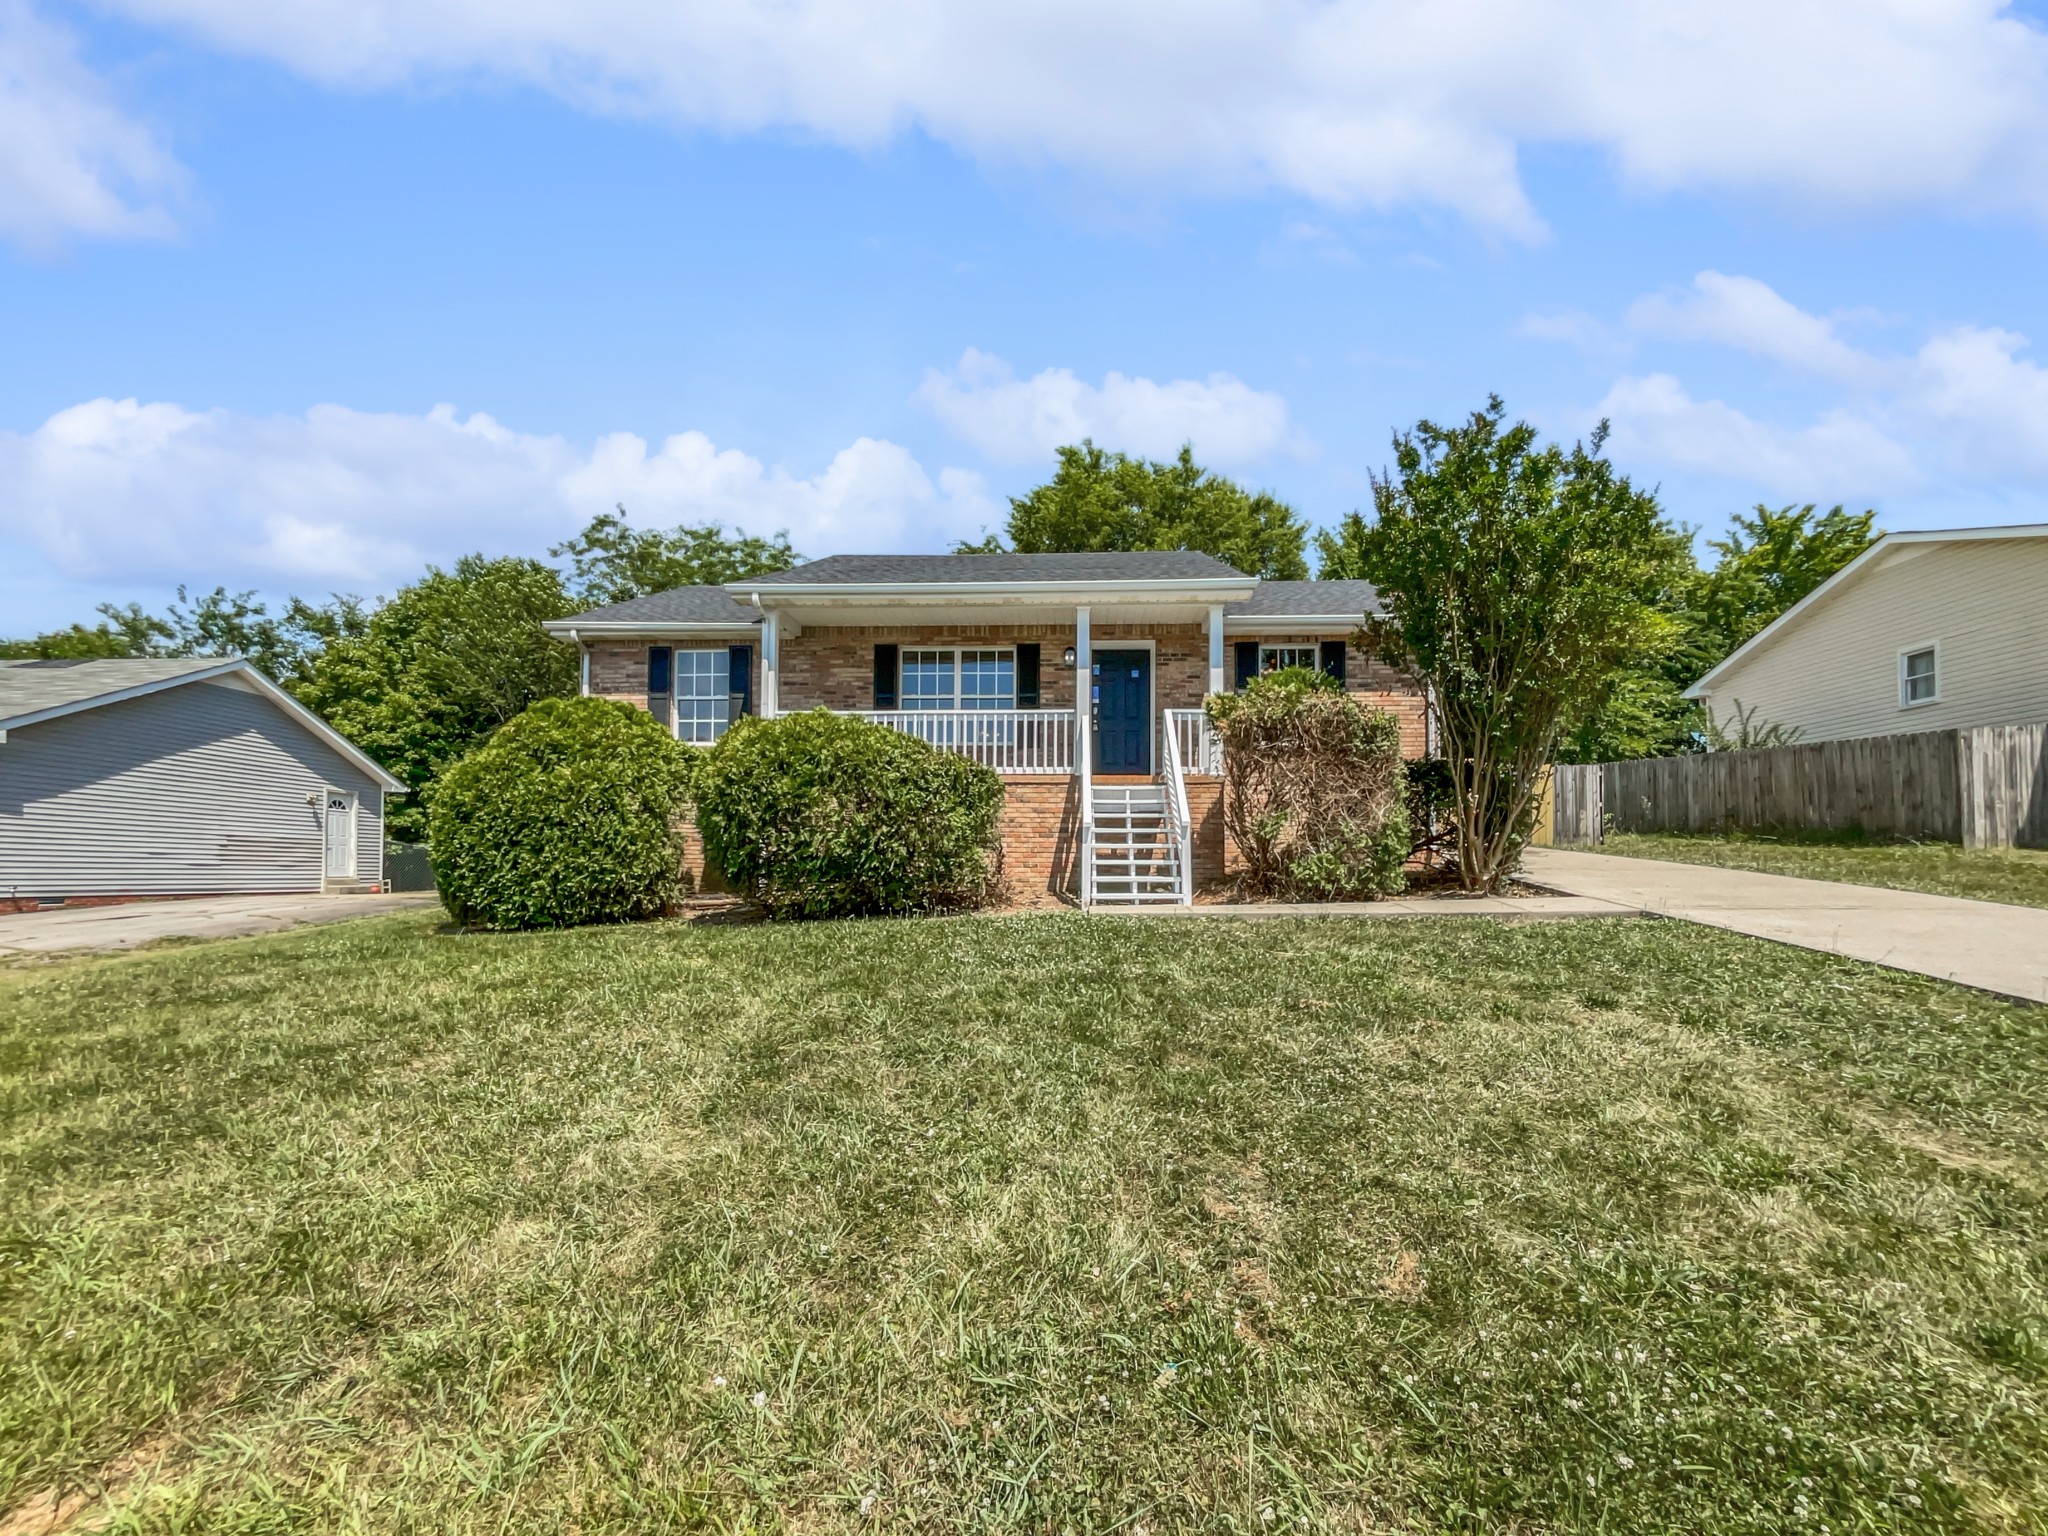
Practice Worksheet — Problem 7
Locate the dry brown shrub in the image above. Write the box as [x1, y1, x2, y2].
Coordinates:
[1205, 670, 1410, 900]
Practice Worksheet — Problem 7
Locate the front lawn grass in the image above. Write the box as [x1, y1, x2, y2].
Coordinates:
[3, 911, 2046, 1532]
[1599, 828, 2048, 910]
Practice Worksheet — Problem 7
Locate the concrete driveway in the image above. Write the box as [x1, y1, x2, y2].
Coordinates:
[0, 893, 440, 956]
[1523, 847, 2048, 1004]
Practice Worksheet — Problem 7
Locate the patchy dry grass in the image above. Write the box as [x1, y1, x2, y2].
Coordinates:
[2, 910, 2046, 1532]
[1601, 828, 2048, 910]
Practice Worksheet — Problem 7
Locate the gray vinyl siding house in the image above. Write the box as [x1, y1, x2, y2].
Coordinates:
[0, 658, 402, 904]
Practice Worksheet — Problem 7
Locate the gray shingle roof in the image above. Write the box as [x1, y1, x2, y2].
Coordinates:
[0, 657, 238, 725]
[735, 552, 1248, 585]
[1225, 579, 1384, 618]
[557, 586, 762, 626]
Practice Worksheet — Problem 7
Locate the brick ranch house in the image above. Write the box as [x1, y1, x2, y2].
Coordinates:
[543, 552, 1429, 906]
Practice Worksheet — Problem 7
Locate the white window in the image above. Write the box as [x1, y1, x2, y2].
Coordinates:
[1260, 644, 1318, 675]
[674, 648, 730, 743]
[1899, 645, 1939, 708]
[900, 648, 1015, 710]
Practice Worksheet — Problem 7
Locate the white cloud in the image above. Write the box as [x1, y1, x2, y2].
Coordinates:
[1594, 373, 1918, 498]
[1907, 324, 2048, 478]
[0, 397, 994, 590]
[1625, 272, 1882, 385]
[1571, 273, 2048, 500]
[916, 348, 1299, 465]
[0, 1, 182, 251]
[89, 0, 2048, 236]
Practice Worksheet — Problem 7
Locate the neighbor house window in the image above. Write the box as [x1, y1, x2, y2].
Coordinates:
[899, 648, 1015, 710]
[1900, 646, 1939, 707]
[673, 648, 730, 743]
[1260, 644, 1318, 674]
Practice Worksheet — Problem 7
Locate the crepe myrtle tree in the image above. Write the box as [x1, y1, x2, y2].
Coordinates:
[1356, 396, 1674, 892]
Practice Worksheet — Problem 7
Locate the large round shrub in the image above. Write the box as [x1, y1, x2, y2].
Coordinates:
[428, 696, 694, 930]
[1205, 668, 1410, 900]
[694, 709, 1004, 918]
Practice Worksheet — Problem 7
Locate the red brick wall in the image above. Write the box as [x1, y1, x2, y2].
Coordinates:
[586, 642, 762, 716]
[779, 624, 1085, 710]
[1234, 633, 1430, 759]
[996, 775, 1082, 906]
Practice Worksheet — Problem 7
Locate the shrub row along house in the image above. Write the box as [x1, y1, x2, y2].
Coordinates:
[544, 553, 1427, 905]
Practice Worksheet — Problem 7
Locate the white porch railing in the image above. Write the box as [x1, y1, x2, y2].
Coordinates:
[843, 708, 1077, 774]
[1165, 707, 1222, 777]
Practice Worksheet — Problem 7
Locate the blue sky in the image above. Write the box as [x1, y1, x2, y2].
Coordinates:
[5, 0, 2048, 631]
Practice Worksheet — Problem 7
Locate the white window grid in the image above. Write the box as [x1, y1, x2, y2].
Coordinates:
[900, 648, 1015, 711]
[1260, 644, 1318, 674]
[1899, 646, 1939, 707]
[674, 648, 729, 743]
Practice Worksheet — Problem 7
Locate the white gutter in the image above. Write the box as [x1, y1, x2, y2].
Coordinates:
[541, 620, 762, 638]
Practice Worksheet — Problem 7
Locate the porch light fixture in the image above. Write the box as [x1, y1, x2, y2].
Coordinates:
[1061, 646, 1077, 667]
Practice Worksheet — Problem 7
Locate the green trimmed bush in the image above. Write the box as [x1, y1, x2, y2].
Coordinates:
[1205, 668, 1410, 900]
[428, 697, 694, 930]
[694, 710, 1004, 919]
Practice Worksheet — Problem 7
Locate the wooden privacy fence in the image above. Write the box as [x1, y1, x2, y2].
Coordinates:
[1551, 723, 2048, 849]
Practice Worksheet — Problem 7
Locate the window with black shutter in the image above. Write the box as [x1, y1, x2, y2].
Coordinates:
[728, 644, 754, 719]
[1015, 643, 1041, 708]
[646, 645, 673, 730]
[1233, 640, 1259, 691]
[873, 643, 899, 709]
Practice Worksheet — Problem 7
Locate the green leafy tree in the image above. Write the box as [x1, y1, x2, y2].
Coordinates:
[1, 587, 332, 680]
[289, 556, 578, 839]
[1311, 510, 1372, 580]
[551, 506, 799, 605]
[1356, 397, 1677, 892]
[991, 441, 1309, 578]
[1696, 502, 1876, 650]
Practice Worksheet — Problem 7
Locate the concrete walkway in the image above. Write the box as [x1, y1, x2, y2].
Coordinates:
[0, 893, 439, 956]
[1524, 847, 2048, 1004]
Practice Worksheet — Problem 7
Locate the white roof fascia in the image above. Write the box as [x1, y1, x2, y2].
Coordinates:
[541, 620, 761, 639]
[1681, 538, 1899, 700]
[0, 658, 404, 792]
[726, 577, 1258, 603]
[1683, 522, 2048, 700]
[1221, 616, 1367, 634]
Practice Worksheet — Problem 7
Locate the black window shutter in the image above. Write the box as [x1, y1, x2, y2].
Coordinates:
[728, 644, 754, 716]
[1233, 640, 1259, 691]
[1015, 643, 1041, 707]
[646, 645, 674, 731]
[873, 643, 899, 708]
[1320, 639, 1348, 685]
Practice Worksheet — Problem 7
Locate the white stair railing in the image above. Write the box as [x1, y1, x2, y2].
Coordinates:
[1162, 707, 1221, 906]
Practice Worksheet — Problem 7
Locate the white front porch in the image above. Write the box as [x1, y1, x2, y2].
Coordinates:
[840, 702, 1221, 907]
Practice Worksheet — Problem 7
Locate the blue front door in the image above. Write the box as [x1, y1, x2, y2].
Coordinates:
[1092, 649, 1151, 774]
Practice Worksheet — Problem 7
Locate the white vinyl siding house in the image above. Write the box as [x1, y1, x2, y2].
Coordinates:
[1, 660, 401, 902]
[1685, 528, 2048, 745]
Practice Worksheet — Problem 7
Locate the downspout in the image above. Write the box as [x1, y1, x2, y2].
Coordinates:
[570, 628, 588, 696]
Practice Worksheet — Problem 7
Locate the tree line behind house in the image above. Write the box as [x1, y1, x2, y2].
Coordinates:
[1, 406, 1877, 863]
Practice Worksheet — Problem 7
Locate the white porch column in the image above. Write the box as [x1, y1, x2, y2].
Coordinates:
[761, 609, 780, 718]
[1074, 605, 1092, 772]
[1206, 603, 1226, 696]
